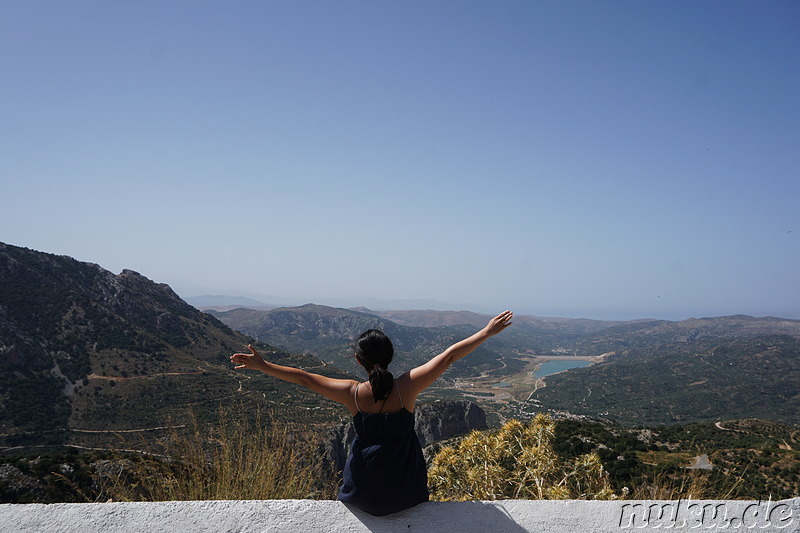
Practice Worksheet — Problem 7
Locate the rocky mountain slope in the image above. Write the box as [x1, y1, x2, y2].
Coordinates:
[0, 243, 350, 451]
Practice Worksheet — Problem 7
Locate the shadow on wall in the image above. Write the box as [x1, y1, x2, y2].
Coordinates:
[346, 500, 529, 532]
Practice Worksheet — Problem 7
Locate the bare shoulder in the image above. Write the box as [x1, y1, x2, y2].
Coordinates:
[396, 371, 419, 411]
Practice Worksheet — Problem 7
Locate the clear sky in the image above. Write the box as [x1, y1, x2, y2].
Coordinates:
[2, 1, 798, 320]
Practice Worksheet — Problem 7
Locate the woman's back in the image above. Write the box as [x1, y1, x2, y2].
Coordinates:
[351, 372, 418, 415]
[338, 379, 429, 515]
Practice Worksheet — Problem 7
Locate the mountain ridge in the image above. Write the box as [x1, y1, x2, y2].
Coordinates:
[0, 243, 353, 451]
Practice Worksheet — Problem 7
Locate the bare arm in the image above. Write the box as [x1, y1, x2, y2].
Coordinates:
[230, 345, 358, 410]
[406, 310, 513, 398]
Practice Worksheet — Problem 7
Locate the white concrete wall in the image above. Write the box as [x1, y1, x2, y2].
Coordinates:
[1, 498, 798, 532]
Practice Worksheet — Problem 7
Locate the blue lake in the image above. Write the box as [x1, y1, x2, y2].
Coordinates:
[535, 360, 592, 377]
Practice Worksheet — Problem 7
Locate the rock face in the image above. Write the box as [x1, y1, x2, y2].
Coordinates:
[413, 400, 487, 448]
[323, 400, 487, 474]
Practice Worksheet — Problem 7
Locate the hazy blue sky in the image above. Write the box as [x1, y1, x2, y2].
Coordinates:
[2, 1, 798, 320]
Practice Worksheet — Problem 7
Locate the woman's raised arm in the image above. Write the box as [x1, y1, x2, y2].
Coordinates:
[231, 345, 358, 411]
[404, 310, 513, 400]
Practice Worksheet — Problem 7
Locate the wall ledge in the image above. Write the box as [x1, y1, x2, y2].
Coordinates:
[1, 498, 798, 532]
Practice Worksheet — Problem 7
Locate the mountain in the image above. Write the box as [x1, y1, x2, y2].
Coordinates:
[0, 243, 351, 451]
[353, 309, 494, 329]
[521, 314, 800, 426]
[206, 304, 522, 381]
[360, 308, 635, 334]
[556, 315, 800, 357]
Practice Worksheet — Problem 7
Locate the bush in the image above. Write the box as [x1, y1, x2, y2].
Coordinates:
[429, 414, 617, 500]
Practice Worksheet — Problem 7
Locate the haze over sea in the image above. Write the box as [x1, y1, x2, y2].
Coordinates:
[2, 2, 797, 321]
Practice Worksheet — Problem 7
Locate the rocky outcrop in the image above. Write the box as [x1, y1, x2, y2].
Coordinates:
[413, 400, 487, 448]
[0, 464, 44, 501]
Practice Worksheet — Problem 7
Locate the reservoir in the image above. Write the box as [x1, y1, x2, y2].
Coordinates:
[535, 359, 591, 377]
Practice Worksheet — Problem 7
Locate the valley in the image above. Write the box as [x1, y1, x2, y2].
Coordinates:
[423, 352, 606, 425]
[208, 301, 800, 428]
[1, 243, 798, 502]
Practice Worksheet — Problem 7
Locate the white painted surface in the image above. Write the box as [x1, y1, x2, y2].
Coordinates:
[1, 498, 797, 532]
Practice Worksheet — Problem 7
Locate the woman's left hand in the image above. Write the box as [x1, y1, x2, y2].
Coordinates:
[230, 344, 268, 371]
[484, 310, 513, 336]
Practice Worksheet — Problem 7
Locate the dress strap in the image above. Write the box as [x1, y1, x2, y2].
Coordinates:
[397, 380, 405, 410]
[354, 383, 362, 413]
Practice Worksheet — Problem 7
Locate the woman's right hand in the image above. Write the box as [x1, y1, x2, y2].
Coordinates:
[484, 310, 513, 336]
[230, 344, 268, 371]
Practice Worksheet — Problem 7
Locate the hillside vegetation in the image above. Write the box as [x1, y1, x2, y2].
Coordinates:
[0, 243, 352, 453]
[530, 335, 800, 426]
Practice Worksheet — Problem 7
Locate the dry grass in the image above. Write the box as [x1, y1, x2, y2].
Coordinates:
[95, 405, 336, 502]
[629, 466, 747, 501]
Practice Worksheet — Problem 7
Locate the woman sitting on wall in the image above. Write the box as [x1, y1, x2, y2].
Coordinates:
[230, 310, 513, 515]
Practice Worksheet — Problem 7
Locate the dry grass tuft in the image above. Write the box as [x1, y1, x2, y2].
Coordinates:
[95, 405, 336, 501]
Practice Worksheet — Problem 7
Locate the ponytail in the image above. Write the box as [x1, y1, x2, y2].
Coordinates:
[368, 366, 394, 403]
[354, 329, 395, 403]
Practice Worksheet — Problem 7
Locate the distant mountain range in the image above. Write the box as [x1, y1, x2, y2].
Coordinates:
[184, 295, 274, 309]
[208, 303, 800, 427]
[205, 304, 517, 380]
[2, 241, 798, 458]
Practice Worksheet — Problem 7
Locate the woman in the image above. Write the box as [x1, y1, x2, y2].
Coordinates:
[230, 310, 513, 515]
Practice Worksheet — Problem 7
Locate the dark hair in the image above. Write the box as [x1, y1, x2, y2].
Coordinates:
[354, 329, 394, 403]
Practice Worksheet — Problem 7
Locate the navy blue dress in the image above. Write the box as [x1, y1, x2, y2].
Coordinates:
[337, 381, 429, 515]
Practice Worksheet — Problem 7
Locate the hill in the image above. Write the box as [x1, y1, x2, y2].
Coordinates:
[556, 314, 800, 356]
[530, 335, 800, 426]
[0, 243, 352, 452]
[207, 304, 522, 382]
